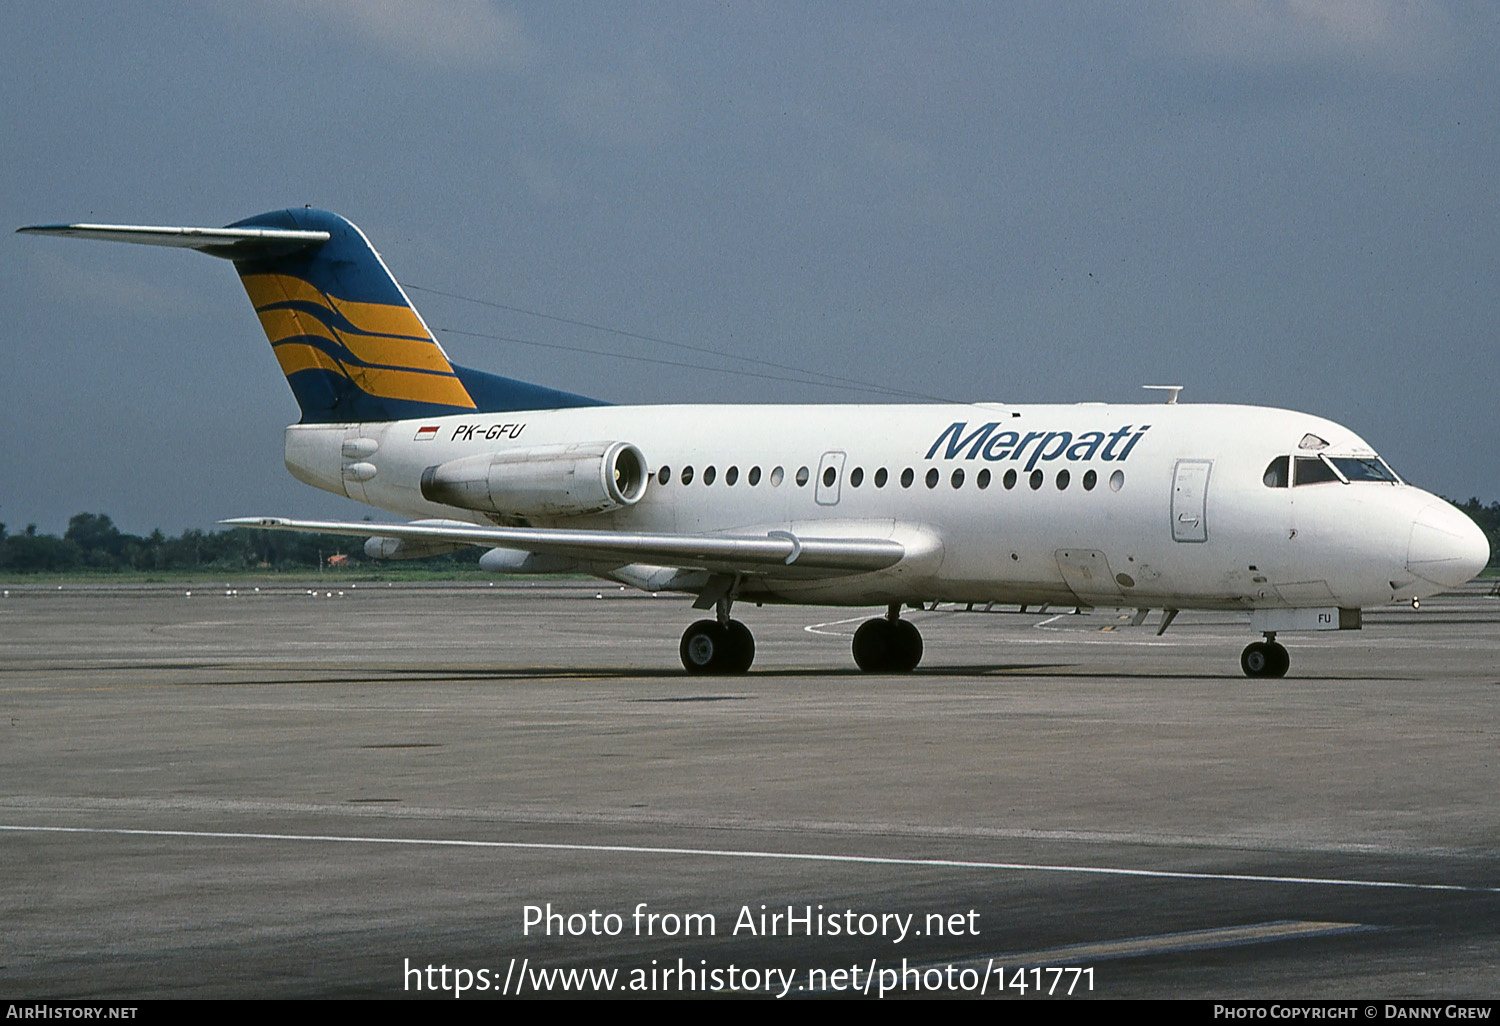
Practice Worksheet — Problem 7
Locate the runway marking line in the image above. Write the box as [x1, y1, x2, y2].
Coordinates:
[944, 920, 1375, 970]
[2, 824, 1497, 894]
[803, 615, 868, 636]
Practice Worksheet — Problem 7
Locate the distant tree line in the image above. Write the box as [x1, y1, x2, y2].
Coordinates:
[0, 501, 1495, 575]
[0, 513, 481, 573]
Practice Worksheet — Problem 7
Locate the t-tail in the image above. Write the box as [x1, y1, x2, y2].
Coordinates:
[18, 208, 606, 422]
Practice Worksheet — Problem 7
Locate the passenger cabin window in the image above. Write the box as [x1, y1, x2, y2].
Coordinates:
[1294, 455, 1340, 486]
[1263, 456, 1289, 488]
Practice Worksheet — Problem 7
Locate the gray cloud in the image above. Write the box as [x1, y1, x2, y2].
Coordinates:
[274, 0, 543, 70]
[1159, 0, 1458, 73]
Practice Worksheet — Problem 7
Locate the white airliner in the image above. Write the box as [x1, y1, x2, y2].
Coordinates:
[20, 210, 1490, 677]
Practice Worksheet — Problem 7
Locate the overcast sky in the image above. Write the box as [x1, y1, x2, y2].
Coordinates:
[2, 1, 1496, 535]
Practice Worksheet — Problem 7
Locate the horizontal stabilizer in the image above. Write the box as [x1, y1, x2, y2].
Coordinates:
[16, 223, 329, 260]
[222, 517, 911, 576]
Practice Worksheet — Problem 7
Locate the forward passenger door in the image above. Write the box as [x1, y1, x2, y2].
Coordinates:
[1171, 459, 1212, 543]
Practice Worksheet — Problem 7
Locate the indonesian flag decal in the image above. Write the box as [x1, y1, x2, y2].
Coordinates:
[414, 425, 440, 441]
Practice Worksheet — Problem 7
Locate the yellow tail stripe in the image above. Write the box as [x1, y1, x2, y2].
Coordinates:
[257, 307, 339, 347]
[246, 272, 475, 409]
[243, 273, 433, 341]
[241, 272, 323, 310]
[273, 342, 344, 377]
[336, 333, 455, 374]
[327, 294, 430, 339]
[258, 307, 453, 374]
[344, 365, 477, 408]
[274, 345, 475, 408]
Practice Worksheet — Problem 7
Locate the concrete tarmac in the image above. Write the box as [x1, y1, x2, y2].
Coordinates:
[1, 578, 1498, 999]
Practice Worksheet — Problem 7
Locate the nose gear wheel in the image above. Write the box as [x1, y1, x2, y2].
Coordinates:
[1240, 640, 1290, 678]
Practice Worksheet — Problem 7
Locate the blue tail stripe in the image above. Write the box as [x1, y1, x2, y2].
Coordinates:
[229, 209, 410, 308]
[454, 364, 609, 413]
[285, 365, 604, 424]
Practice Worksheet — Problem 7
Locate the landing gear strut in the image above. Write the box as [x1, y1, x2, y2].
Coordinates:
[852, 604, 923, 673]
[1240, 633, 1290, 678]
[679, 591, 755, 675]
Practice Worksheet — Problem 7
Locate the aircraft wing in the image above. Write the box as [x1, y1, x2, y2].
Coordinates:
[221, 517, 914, 575]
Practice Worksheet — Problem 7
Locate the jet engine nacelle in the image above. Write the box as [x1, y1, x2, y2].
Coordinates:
[419, 441, 649, 518]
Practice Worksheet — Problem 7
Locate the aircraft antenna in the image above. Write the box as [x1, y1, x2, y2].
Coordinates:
[404, 281, 961, 404]
[1142, 384, 1184, 405]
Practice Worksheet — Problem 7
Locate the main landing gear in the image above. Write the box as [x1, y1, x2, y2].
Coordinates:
[679, 618, 755, 675]
[679, 587, 755, 675]
[851, 604, 923, 673]
[1240, 632, 1290, 678]
[679, 600, 925, 675]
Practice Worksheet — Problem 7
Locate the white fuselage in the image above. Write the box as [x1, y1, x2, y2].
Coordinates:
[284, 402, 1485, 612]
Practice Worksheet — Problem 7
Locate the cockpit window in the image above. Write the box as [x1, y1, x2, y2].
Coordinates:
[1263, 456, 1289, 488]
[1329, 457, 1400, 484]
[1294, 455, 1341, 485]
[1290, 454, 1401, 486]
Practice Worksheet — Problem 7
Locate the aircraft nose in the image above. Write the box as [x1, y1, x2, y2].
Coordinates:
[1407, 502, 1492, 588]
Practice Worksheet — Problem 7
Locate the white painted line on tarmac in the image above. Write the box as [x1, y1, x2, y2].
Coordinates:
[3, 824, 1497, 894]
[958, 920, 1375, 969]
[803, 615, 869, 636]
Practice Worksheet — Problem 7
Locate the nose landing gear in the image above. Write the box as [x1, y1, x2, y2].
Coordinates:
[1241, 633, 1290, 678]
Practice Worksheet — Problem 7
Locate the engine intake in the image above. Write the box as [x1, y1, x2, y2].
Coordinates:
[420, 441, 648, 517]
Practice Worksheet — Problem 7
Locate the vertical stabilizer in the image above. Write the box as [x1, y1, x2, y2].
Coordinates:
[227, 208, 478, 423]
[20, 208, 607, 422]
